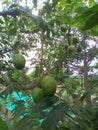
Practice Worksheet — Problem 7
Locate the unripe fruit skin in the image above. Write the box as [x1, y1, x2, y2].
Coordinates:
[12, 54, 25, 70]
[32, 87, 43, 103]
[41, 75, 57, 97]
[68, 45, 75, 52]
[72, 36, 79, 44]
[77, 45, 83, 52]
[61, 26, 67, 32]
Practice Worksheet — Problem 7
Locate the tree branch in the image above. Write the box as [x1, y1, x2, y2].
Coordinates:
[87, 48, 98, 63]
[0, 9, 20, 16]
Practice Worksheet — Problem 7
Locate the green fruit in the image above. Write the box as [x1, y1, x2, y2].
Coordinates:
[67, 45, 75, 56]
[32, 87, 43, 103]
[12, 54, 25, 70]
[61, 25, 67, 32]
[77, 45, 83, 52]
[72, 36, 79, 44]
[67, 45, 75, 52]
[41, 75, 57, 97]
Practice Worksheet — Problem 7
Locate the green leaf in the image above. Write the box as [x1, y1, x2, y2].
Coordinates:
[42, 103, 68, 130]
[80, 4, 98, 18]
[89, 0, 96, 5]
[75, 6, 89, 15]
[15, 115, 34, 130]
[92, 109, 98, 128]
[80, 87, 96, 101]
[12, 100, 29, 119]
[12, 40, 20, 50]
[0, 116, 9, 130]
[77, 4, 98, 29]
[31, 96, 59, 113]
[83, 12, 98, 30]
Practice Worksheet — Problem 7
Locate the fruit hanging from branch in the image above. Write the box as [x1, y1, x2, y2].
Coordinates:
[77, 45, 83, 52]
[41, 75, 57, 97]
[67, 45, 75, 56]
[72, 36, 79, 44]
[32, 87, 44, 103]
[12, 54, 26, 70]
[67, 45, 75, 52]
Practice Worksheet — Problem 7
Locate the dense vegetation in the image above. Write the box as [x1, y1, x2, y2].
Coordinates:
[0, 0, 98, 130]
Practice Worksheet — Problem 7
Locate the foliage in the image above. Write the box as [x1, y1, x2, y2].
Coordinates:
[58, 105, 98, 130]
[0, 0, 98, 130]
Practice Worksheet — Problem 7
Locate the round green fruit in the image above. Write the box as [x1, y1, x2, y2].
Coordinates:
[41, 75, 57, 97]
[12, 54, 26, 70]
[72, 36, 79, 44]
[67, 45, 75, 52]
[67, 45, 75, 56]
[77, 45, 83, 52]
[32, 87, 43, 103]
[61, 25, 67, 32]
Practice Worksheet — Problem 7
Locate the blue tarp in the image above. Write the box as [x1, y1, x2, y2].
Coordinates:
[0, 92, 32, 111]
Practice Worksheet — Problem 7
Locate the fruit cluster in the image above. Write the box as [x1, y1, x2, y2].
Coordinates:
[32, 75, 57, 103]
[12, 54, 57, 103]
[66, 36, 83, 54]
